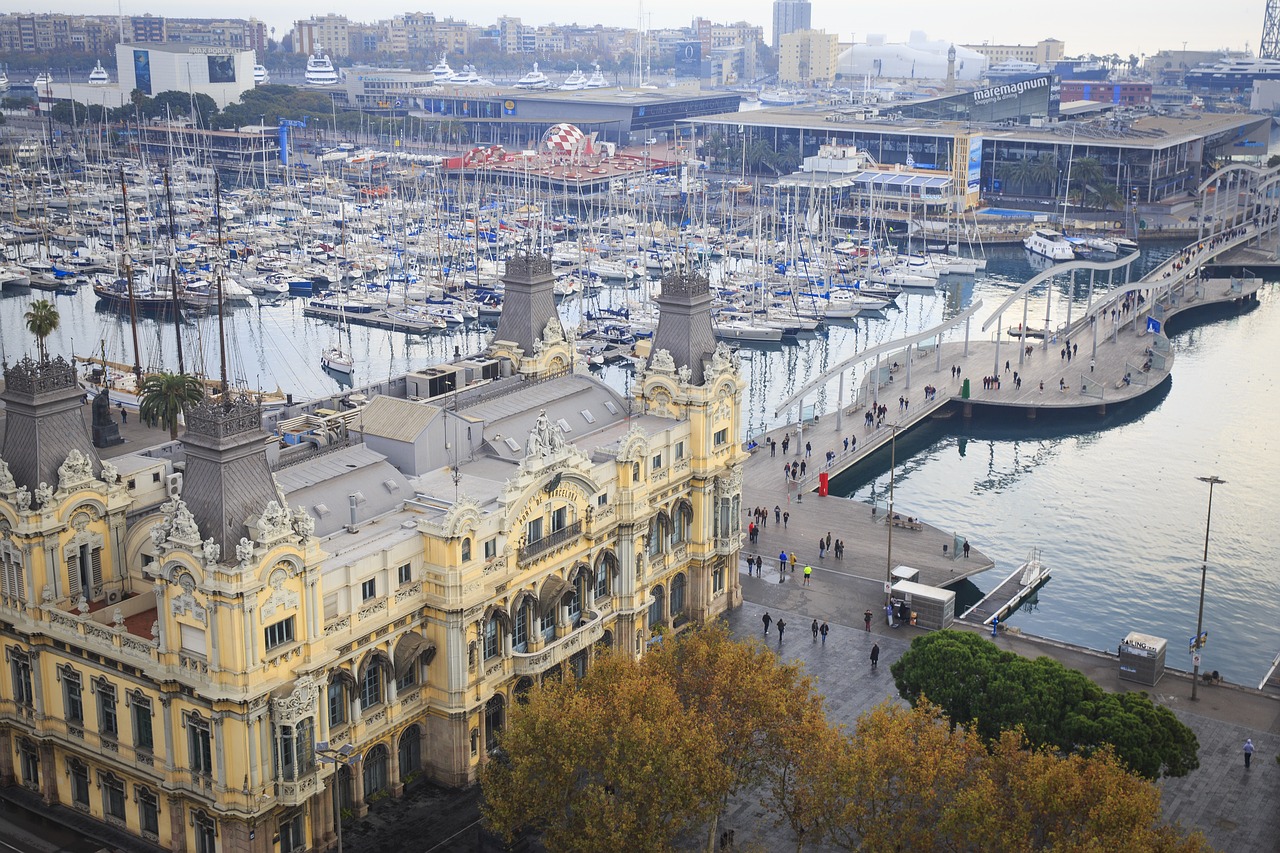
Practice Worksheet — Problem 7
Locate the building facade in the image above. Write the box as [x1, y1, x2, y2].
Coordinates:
[0, 255, 744, 852]
[961, 38, 1064, 66]
[779, 29, 840, 86]
[294, 15, 352, 58]
[771, 0, 812, 51]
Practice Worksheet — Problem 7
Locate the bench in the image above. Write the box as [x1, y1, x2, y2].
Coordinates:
[890, 516, 924, 531]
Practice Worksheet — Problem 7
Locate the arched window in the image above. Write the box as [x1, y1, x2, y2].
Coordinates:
[672, 503, 691, 545]
[671, 573, 686, 617]
[595, 553, 615, 599]
[540, 604, 556, 641]
[648, 586, 665, 629]
[461, 538, 472, 561]
[483, 614, 500, 660]
[363, 744, 389, 796]
[513, 599, 529, 652]
[361, 662, 383, 709]
[566, 590, 581, 627]
[647, 516, 665, 556]
[398, 726, 421, 781]
[484, 696, 505, 753]
[632, 462, 641, 482]
[514, 677, 534, 704]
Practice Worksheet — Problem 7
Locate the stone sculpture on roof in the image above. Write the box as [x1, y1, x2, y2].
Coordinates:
[58, 449, 94, 492]
[526, 409, 565, 459]
[0, 459, 13, 493]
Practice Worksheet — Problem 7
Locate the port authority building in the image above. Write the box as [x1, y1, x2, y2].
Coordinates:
[687, 76, 1270, 211]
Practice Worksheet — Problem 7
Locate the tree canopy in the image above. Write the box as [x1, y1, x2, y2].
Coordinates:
[890, 630, 1200, 779]
[484, 625, 1210, 851]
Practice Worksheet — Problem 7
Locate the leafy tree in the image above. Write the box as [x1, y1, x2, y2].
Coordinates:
[647, 622, 825, 849]
[23, 299, 60, 361]
[138, 372, 204, 440]
[480, 654, 729, 853]
[890, 630, 1199, 779]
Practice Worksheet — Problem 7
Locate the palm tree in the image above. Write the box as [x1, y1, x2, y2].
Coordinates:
[23, 299, 60, 361]
[138, 372, 205, 440]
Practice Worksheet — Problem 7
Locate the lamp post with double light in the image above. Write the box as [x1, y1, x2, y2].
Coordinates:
[315, 741, 358, 853]
[1190, 475, 1225, 701]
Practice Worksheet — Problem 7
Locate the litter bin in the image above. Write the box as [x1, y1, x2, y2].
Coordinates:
[961, 378, 970, 399]
[818, 472, 829, 496]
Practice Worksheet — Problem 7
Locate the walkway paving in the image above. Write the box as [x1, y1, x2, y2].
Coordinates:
[720, 600, 1280, 853]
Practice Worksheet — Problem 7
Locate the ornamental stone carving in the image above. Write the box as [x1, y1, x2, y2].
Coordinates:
[98, 460, 118, 486]
[271, 675, 320, 725]
[14, 487, 31, 513]
[255, 501, 293, 545]
[33, 482, 53, 509]
[235, 537, 255, 569]
[0, 459, 14, 493]
[201, 538, 221, 568]
[57, 450, 93, 492]
[169, 499, 201, 545]
[525, 409, 565, 460]
[291, 507, 315, 543]
[649, 348, 676, 374]
[711, 342, 738, 376]
[616, 423, 650, 464]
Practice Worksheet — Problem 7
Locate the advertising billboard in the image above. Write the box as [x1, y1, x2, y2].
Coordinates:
[133, 49, 152, 95]
[207, 55, 237, 84]
[675, 42, 702, 77]
[967, 135, 983, 193]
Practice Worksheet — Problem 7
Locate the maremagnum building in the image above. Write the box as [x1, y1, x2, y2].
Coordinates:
[0, 253, 746, 852]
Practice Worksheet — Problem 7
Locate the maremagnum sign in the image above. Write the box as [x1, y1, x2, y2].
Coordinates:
[971, 75, 1052, 106]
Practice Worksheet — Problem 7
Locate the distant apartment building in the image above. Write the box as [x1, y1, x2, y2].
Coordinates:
[130, 14, 166, 43]
[384, 14, 473, 56]
[779, 28, 839, 86]
[771, 0, 811, 50]
[295, 14, 352, 58]
[165, 18, 267, 56]
[0, 14, 116, 54]
[961, 38, 1064, 66]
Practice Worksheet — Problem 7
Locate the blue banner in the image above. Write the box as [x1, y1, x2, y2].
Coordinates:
[1146, 316, 1161, 335]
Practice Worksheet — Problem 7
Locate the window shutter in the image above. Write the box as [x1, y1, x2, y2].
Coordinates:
[66, 551, 81, 600]
[91, 547, 103, 597]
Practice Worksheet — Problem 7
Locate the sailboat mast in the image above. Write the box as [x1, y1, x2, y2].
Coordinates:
[118, 165, 143, 383]
[214, 172, 229, 398]
[163, 169, 185, 374]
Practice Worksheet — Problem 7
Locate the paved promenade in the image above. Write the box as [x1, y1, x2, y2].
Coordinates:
[721, 599, 1280, 853]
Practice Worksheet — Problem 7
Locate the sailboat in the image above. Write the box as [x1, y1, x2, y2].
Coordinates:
[321, 299, 354, 375]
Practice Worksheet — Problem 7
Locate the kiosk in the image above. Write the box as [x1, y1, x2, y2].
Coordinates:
[1118, 631, 1167, 686]
[890, 579, 956, 630]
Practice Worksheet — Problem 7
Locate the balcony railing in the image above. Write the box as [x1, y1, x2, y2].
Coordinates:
[518, 520, 582, 566]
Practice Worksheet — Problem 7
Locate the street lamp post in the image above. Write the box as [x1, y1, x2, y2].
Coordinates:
[1190, 475, 1225, 700]
[884, 424, 900, 604]
[315, 741, 358, 853]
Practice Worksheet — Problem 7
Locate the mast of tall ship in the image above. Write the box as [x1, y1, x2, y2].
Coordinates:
[117, 164, 143, 383]
[213, 172, 229, 399]
[163, 168, 186, 375]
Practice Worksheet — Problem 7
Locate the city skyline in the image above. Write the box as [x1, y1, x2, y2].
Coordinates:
[11, 0, 1262, 59]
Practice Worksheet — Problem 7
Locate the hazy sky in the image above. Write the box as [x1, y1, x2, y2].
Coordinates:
[35, 0, 1263, 58]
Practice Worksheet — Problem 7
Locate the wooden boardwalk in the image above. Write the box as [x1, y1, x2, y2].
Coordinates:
[741, 227, 1273, 597]
[958, 550, 1051, 625]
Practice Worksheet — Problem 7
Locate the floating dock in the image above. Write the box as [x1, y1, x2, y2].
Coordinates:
[958, 549, 1051, 625]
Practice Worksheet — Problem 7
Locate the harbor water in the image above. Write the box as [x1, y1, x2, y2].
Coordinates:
[1, 240, 1275, 684]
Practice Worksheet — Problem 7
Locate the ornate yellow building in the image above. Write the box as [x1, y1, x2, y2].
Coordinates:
[0, 254, 745, 851]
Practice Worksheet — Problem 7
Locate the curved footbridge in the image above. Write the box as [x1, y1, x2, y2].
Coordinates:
[739, 219, 1275, 602]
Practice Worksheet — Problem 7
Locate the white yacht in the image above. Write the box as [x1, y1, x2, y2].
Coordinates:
[430, 53, 455, 84]
[447, 65, 493, 86]
[305, 52, 340, 86]
[514, 62, 552, 90]
[1023, 228, 1076, 262]
[253, 64, 270, 86]
[87, 60, 110, 85]
[32, 71, 52, 90]
[559, 65, 587, 90]
[584, 63, 609, 88]
[0, 68, 9, 95]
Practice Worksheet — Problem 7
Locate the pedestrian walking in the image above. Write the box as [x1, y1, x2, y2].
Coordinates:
[819, 621, 829, 644]
[775, 505, 781, 524]
[789, 553, 797, 573]
[825, 531, 832, 550]
[1090, 357, 1095, 373]
[844, 437, 849, 452]
[805, 441, 812, 458]
[783, 511, 789, 529]
[1244, 738, 1255, 769]
[118, 403, 128, 424]
[779, 551, 788, 573]
[762, 612, 772, 635]
[811, 619, 819, 642]
[803, 565, 812, 586]
[864, 609, 872, 631]
[818, 539, 825, 559]
[776, 619, 786, 643]
[770, 438, 776, 457]
[963, 541, 970, 558]
[870, 643, 880, 669]
[756, 555, 763, 577]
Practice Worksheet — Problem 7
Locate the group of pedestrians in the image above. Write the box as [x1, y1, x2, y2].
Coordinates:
[864, 404, 890, 429]
[783, 460, 807, 481]
[762, 610, 834, 648]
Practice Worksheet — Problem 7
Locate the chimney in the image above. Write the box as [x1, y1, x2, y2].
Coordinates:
[347, 493, 359, 532]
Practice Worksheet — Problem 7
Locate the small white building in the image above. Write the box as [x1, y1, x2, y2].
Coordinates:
[838, 32, 987, 81]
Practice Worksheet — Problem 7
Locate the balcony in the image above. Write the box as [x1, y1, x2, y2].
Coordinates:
[511, 611, 604, 676]
[517, 520, 582, 567]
